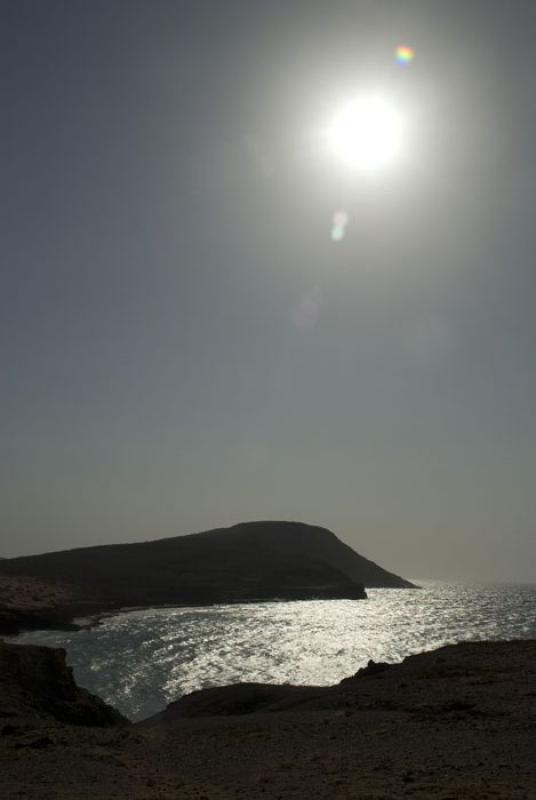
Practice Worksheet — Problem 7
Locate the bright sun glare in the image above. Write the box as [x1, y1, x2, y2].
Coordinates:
[327, 95, 404, 171]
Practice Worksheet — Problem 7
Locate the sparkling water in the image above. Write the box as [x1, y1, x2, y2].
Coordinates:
[10, 581, 536, 721]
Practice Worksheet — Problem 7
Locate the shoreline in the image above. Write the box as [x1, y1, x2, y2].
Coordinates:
[1, 593, 374, 638]
[1, 585, 431, 638]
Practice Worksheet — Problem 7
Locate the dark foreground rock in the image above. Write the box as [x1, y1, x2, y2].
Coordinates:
[142, 682, 330, 723]
[0, 642, 127, 727]
[0, 640, 535, 798]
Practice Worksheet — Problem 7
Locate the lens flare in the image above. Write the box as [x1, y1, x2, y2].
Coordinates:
[331, 209, 349, 241]
[395, 45, 415, 66]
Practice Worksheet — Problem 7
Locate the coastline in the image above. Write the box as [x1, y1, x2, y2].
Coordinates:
[2, 585, 429, 637]
[1, 590, 376, 638]
[1, 591, 379, 638]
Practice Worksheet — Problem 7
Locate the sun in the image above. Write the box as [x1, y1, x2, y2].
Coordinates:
[326, 95, 404, 171]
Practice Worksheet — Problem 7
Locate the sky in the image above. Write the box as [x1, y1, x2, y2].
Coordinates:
[1, 0, 535, 582]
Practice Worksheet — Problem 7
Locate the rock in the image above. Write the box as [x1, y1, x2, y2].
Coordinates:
[339, 659, 392, 685]
[357, 659, 392, 677]
[140, 683, 329, 726]
[0, 642, 128, 727]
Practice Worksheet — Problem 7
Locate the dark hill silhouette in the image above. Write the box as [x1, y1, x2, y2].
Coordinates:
[175, 522, 413, 588]
[0, 522, 414, 632]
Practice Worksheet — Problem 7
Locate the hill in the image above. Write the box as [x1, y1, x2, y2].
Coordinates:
[174, 521, 413, 588]
[0, 522, 414, 633]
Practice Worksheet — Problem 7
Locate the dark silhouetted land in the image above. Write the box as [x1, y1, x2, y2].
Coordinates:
[0, 522, 414, 634]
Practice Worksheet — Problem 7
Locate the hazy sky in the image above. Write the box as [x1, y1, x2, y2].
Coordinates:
[2, 0, 535, 581]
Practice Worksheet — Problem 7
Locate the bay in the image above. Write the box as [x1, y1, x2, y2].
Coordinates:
[11, 580, 536, 721]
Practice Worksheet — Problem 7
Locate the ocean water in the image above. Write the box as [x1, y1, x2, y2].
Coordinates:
[10, 581, 536, 721]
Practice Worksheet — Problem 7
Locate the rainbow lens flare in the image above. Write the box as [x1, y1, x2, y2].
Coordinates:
[395, 45, 415, 66]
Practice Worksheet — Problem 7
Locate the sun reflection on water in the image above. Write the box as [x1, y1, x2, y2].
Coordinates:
[10, 581, 536, 721]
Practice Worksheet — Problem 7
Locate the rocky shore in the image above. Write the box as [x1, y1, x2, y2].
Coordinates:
[1, 639, 535, 799]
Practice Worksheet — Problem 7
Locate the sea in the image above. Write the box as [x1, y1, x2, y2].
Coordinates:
[9, 580, 536, 722]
